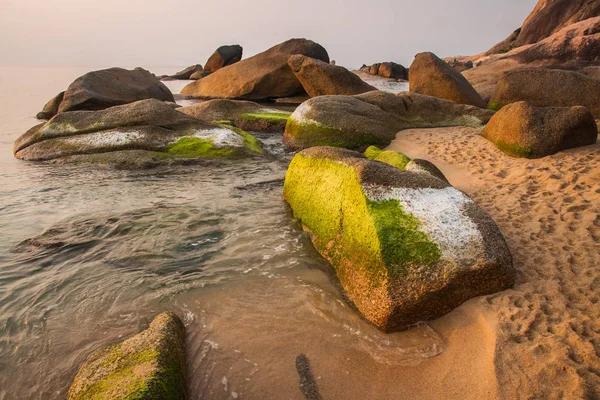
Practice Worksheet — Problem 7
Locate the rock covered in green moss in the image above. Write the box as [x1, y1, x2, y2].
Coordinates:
[283, 146, 514, 331]
[404, 159, 449, 183]
[14, 99, 264, 167]
[364, 145, 411, 169]
[178, 99, 291, 133]
[283, 91, 495, 150]
[67, 312, 187, 400]
[482, 101, 598, 158]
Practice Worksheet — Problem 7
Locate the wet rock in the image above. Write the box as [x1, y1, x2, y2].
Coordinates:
[482, 101, 598, 158]
[67, 312, 187, 400]
[178, 99, 291, 133]
[489, 68, 600, 118]
[170, 64, 204, 80]
[409, 52, 486, 108]
[283, 146, 515, 331]
[204, 44, 243, 74]
[283, 91, 494, 150]
[377, 62, 408, 80]
[14, 99, 264, 166]
[181, 39, 329, 100]
[36, 91, 65, 120]
[58, 68, 175, 114]
[287, 54, 376, 97]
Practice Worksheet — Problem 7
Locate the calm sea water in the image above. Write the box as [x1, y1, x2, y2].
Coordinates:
[0, 66, 433, 400]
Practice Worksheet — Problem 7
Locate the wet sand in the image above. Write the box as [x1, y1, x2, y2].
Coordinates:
[387, 126, 600, 399]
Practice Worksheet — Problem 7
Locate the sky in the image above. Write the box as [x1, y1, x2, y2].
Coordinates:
[0, 0, 537, 70]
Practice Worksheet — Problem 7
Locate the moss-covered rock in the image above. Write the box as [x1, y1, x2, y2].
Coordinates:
[178, 99, 291, 133]
[283, 91, 494, 150]
[482, 101, 598, 158]
[364, 145, 411, 169]
[14, 99, 264, 167]
[67, 312, 187, 400]
[283, 146, 514, 331]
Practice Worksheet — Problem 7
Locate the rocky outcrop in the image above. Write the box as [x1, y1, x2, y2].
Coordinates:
[482, 101, 598, 158]
[204, 45, 243, 74]
[487, 0, 600, 55]
[283, 91, 494, 150]
[14, 99, 264, 167]
[36, 91, 65, 120]
[56, 68, 175, 116]
[170, 64, 203, 80]
[179, 99, 291, 133]
[445, 58, 473, 73]
[67, 312, 186, 400]
[283, 146, 515, 331]
[409, 52, 486, 108]
[189, 71, 204, 80]
[489, 68, 600, 117]
[287, 55, 376, 97]
[359, 62, 408, 80]
[181, 39, 329, 100]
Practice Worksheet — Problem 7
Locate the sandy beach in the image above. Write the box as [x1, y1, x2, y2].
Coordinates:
[386, 126, 600, 399]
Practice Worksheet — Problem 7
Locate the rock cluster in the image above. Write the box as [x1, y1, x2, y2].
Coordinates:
[359, 62, 408, 80]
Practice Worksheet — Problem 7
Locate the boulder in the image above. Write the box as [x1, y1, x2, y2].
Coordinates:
[179, 99, 291, 133]
[58, 68, 175, 114]
[364, 145, 411, 169]
[14, 99, 264, 167]
[36, 91, 65, 120]
[377, 62, 408, 80]
[369, 63, 381, 75]
[170, 64, 203, 80]
[287, 55, 376, 97]
[181, 39, 329, 100]
[405, 159, 449, 183]
[482, 101, 598, 158]
[409, 52, 487, 108]
[446, 59, 473, 73]
[67, 312, 187, 400]
[189, 71, 205, 80]
[283, 91, 494, 150]
[204, 45, 243, 74]
[283, 146, 515, 331]
[489, 68, 600, 118]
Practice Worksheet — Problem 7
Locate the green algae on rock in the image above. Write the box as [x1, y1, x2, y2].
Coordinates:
[364, 145, 411, 169]
[14, 99, 265, 167]
[67, 312, 187, 400]
[178, 99, 291, 133]
[283, 146, 515, 331]
[283, 91, 495, 151]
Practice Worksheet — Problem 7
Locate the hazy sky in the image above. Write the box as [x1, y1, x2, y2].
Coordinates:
[1, 0, 536, 69]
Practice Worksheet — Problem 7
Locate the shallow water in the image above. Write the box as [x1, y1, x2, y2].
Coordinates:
[0, 66, 442, 399]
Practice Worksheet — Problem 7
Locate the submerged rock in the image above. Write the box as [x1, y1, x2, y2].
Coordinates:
[58, 68, 175, 115]
[283, 146, 515, 331]
[178, 99, 291, 133]
[181, 38, 329, 100]
[14, 99, 264, 167]
[283, 91, 494, 150]
[36, 91, 65, 120]
[204, 44, 243, 74]
[67, 312, 187, 400]
[409, 52, 486, 108]
[489, 68, 600, 118]
[288, 55, 376, 97]
[482, 101, 598, 158]
[170, 64, 204, 80]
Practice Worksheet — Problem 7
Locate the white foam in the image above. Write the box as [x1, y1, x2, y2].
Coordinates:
[363, 185, 485, 262]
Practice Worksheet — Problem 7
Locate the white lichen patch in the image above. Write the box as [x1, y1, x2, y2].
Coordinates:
[190, 127, 245, 148]
[289, 102, 315, 125]
[62, 129, 146, 147]
[258, 108, 290, 115]
[364, 185, 486, 264]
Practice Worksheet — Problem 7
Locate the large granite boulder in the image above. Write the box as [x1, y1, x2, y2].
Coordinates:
[204, 45, 243, 74]
[409, 52, 486, 108]
[36, 91, 65, 120]
[287, 55, 376, 97]
[489, 68, 600, 118]
[170, 64, 204, 80]
[482, 101, 598, 158]
[181, 39, 329, 100]
[487, 0, 600, 54]
[377, 62, 408, 80]
[283, 91, 494, 150]
[179, 99, 291, 133]
[14, 99, 264, 167]
[56, 68, 174, 115]
[283, 146, 515, 331]
[67, 312, 186, 400]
